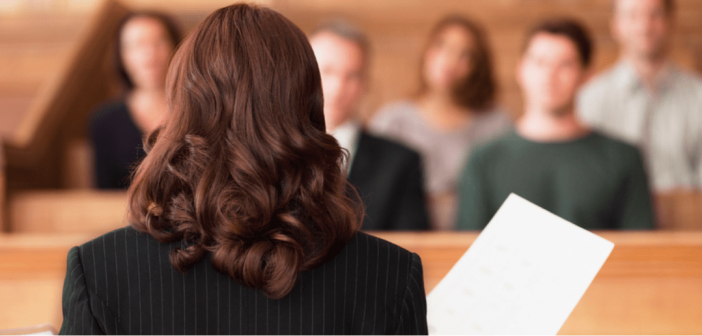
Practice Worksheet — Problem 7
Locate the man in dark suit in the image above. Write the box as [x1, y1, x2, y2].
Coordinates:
[309, 21, 430, 231]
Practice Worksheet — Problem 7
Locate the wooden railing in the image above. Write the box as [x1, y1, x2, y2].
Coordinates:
[7, 190, 701, 233]
[8, 190, 128, 233]
[3, 0, 128, 167]
[1, 0, 129, 194]
[375, 231, 702, 335]
[1, 231, 701, 333]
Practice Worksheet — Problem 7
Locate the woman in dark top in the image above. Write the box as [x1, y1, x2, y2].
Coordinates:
[90, 11, 181, 189]
[61, 4, 428, 335]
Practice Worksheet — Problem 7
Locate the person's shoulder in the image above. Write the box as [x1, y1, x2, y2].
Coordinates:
[370, 100, 421, 129]
[588, 131, 643, 162]
[344, 231, 419, 265]
[469, 131, 520, 160]
[473, 107, 514, 137]
[588, 131, 634, 147]
[374, 99, 419, 116]
[78, 226, 151, 256]
[583, 64, 623, 91]
[348, 230, 411, 250]
[670, 66, 702, 92]
[358, 131, 421, 163]
[579, 64, 627, 106]
[479, 106, 513, 124]
[92, 99, 128, 119]
[90, 99, 129, 130]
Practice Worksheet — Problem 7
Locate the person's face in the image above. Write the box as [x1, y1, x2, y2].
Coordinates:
[612, 0, 671, 60]
[310, 32, 366, 131]
[423, 25, 474, 93]
[120, 16, 174, 91]
[517, 33, 589, 114]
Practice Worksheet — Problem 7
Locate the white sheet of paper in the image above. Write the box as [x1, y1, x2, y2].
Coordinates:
[427, 193, 614, 335]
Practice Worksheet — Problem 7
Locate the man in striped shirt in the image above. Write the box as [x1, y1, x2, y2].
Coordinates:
[577, 0, 702, 191]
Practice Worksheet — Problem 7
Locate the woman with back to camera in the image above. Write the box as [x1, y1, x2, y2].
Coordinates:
[370, 16, 512, 231]
[90, 11, 181, 189]
[60, 4, 427, 335]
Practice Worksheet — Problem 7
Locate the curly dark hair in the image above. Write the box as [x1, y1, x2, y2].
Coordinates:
[127, 3, 362, 299]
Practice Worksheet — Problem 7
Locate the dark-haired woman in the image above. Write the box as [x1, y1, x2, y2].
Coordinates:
[370, 16, 512, 231]
[90, 11, 181, 189]
[60, 4, 427, 335]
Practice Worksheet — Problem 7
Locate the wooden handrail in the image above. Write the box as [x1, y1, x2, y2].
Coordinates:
[1, 231, 700, 333]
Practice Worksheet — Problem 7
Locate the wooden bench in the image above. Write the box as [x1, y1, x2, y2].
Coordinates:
[1, 231, 701, 333]
[0, 233, 98, 330]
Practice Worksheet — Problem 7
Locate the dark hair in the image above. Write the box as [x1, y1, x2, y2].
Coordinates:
[127, 4, 362, 299]
[113, 11, 182, 91]
[523, 18, 594, 68]
[310, 19, 370, 69]
[417, 15, 497, 112]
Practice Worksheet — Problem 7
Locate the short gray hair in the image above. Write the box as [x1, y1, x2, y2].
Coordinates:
[310, 19, 370, 65]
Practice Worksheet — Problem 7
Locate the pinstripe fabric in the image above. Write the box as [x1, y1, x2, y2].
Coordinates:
[59, 227, 428, 335]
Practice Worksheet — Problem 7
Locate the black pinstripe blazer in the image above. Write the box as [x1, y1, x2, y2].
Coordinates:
[59, 227, 428, 335]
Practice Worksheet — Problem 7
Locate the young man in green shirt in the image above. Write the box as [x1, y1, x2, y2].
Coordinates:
[456, 19, 655, 231]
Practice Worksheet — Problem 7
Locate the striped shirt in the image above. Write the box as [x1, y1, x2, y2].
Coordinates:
[59, 227, 428, 335]
[577, 61, 702, 191]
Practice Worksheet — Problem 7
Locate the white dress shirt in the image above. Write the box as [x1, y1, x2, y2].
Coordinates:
[330, 121, 361, 174]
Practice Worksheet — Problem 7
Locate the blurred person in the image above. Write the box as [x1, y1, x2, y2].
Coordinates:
[60, 4, 427, 334]
[578, 0, 702, 191]
[309, 20, 430, 231]
[90, 11, 182, 189]
[456, 19, 654, 231]
[369, 16, 511, 230]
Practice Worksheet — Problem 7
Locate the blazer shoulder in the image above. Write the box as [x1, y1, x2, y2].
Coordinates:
[77, 226, 156, 271]
[351, 231, 413, 252]
[345, 231, 421, 279]
[79, 226, 141, 249]
[357, 131, 421, 163]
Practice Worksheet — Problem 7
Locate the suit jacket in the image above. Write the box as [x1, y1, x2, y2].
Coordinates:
[59, 226, 428, 335]
[349, 131, 430, 231]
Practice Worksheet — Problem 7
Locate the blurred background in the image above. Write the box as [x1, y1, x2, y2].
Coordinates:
[1, 0, 702, 332]
[2, 0, 702, 231]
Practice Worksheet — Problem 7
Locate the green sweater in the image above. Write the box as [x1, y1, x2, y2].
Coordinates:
[456, 131, 655, 230]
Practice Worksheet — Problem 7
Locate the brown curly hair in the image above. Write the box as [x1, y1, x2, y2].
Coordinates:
[417, 15, 497, 112]
[127, 3, 362, 299]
